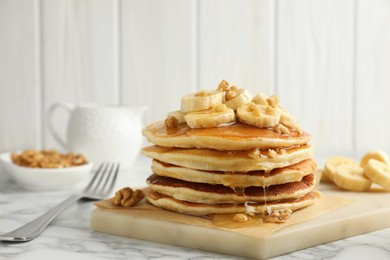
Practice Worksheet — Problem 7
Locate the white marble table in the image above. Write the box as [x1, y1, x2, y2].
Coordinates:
[1, 158, 390, 260]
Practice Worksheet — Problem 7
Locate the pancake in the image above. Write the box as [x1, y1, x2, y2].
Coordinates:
[147, 174, 315, 204]
[142, 145, 313, 172]
[145, 189, 321, 216]
[151, 159, 317, 187]
[143, 121, 311, 150]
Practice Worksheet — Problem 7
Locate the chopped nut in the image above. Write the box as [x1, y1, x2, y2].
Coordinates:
[195, 90, 207, 97]
[260, 154, 268, 159]
[248, 148, 261, 159]
[225, 86, 240, 101]
[268, 149, 278, 158]
[213, 103, 227, 112]
[275, 124, 290, 134]
[263, 209, 292, 223]
[217, 79, 230, 91]
[233, 213, 249, 223]
[113, 187, 144, 207]
[267, 95, 280, 108]
[11, 150, 88, 168]
[165, 115, 178, 128]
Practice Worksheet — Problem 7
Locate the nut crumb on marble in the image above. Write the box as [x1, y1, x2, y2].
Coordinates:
[113, 187, 144, 207]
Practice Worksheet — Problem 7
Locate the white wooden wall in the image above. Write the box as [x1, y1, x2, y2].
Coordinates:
[1, 0, 389, 158]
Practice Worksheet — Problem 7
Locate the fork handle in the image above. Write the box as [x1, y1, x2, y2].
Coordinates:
[0, 194, 83, 242]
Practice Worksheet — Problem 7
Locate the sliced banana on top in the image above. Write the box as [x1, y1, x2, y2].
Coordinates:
[323, 156, 356, 181]
[252, 93, 269, 106]
[165, 110, 186, 128]
[364, 159, 390, 190]
[279, 106, 300, 130]
[360, 150, 390, 168]
[181, 90, 223, 113]
[333, 164, 372, 191]
[236, 102, 281, 128]
[184, 104, 236, 129]
[225, 88, 253, 110]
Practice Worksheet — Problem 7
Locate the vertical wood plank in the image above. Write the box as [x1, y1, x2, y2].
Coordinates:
[198, 0, 275, 95]
[355, 0, 390, 153]
[120, 0, 195, 124]
[41, 0, 118, 149]
[277, 0, 355, 156]
[0, 0, 40, 152]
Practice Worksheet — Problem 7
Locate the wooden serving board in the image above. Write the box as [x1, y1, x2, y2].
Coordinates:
[90, 183, 390, 259]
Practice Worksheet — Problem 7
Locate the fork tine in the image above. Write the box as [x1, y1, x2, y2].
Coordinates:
[101, 163, 120, 196]
[84, 163, 110, 194]
[83, 163, 105, 191]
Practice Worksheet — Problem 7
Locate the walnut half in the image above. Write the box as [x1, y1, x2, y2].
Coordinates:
[113, 187, 144, 207]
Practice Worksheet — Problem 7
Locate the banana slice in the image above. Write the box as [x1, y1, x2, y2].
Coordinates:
[184, 104, 236, 128]
[225, 88, 253, 110]
[165, 110, 186, 128]
[360, 150, 390, 168]
[323, 156, 356, 181]
[252, 93, 268, 106]
[181, 90, 223, 113]
[278, 106, 300, 130]
[364, 159, 390, 190]
[236, 102, 280, 128]
[333, 164, 372, 191]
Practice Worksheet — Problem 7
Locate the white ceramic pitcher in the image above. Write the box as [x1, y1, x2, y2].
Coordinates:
[48, 102, 146, 169]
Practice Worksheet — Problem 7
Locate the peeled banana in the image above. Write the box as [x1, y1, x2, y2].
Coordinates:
[184, 104, 236, 128]
[364, 159, 390, 190]
[323, 156, 356, 181]
[333, 164, 372, 191]
[225, 88, 252, 110]
[360, 150, 390, 168]
[236, 102, 281, 128]
[181, 90, 223, 113]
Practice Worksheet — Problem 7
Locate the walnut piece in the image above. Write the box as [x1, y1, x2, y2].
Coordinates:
[248, 148, 261, 159]
[113, 187, 144, 207]
[263, 209, 292, 223]
[217, 79, 230, 91]
[11, 150, 87, 168]
[225, 86, 240, 101]
[275, 123, 290, 134]
[267, 149, 278, 158]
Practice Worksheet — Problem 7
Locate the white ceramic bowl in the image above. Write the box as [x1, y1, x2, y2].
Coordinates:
[0, 152, 93, 191]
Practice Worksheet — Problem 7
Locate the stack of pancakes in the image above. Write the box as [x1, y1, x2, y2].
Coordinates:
[142, 84, 319, 218]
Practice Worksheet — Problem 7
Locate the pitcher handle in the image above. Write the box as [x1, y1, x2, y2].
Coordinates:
[48, 102, 75, 149]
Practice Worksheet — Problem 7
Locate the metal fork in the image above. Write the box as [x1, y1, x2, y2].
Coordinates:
[0, 162, 119, 242]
